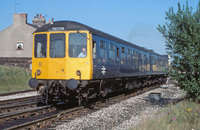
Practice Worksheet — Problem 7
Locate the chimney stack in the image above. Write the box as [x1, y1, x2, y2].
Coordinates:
[32, 14, 46, 27]
[13, 13, 27, 26]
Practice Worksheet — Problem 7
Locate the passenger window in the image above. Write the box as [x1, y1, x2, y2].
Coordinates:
[109, 43, 115, 63]
[132, 50, 136, 64]
[68, 33, 87, 58]
[127, 49, 131, 64]
[121, 47, 126, 64]
[135, 52, 139, 66]
[117, 47, 119, 60]
[50, 33, 65, 58]
[142, 54, 145, 66]
[100, 40, 107, 63]
[93, 41, 97, 58]
[34, 34, 47, 58]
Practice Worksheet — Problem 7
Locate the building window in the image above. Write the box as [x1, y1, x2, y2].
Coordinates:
[16, 42, 23, 50]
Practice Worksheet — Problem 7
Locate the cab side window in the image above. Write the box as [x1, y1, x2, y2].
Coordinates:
[68, 33, 87, 58]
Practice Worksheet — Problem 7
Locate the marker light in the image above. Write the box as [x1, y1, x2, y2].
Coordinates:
[76, 70, 81, 76]
[37, 70, 41, 76]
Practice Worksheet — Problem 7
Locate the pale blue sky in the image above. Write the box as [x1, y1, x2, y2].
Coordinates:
[0, 0, 199, 55]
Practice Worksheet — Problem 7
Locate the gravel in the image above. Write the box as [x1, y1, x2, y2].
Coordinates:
[56, 84, 185, 130]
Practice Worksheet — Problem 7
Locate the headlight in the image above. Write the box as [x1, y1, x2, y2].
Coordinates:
[29, 78, 38, 88]
[37, 70, 41, 76]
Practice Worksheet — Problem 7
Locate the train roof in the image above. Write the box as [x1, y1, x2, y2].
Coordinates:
[34, 21, 166, 58]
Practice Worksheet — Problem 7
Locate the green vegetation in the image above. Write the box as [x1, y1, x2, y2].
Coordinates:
[157, 1, 200, 101]
[132, 101, 200, 130]
[0, 65, 31, 94]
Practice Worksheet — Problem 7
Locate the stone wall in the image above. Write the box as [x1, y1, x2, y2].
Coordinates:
[0, 57, 31, 69]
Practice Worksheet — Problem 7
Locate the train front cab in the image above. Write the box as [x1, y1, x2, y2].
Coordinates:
[30, 30, 93, 91]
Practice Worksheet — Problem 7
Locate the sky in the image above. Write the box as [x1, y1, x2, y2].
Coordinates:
[0, 0, 199, 55]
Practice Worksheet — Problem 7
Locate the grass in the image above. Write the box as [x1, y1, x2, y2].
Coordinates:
[0, 65, 31, 94]
[131, 101, 200, 130]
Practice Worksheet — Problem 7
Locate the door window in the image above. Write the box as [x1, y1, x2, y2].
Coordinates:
[50, 33, 65, 58]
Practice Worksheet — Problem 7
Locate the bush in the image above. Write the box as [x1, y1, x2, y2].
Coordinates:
[132, 101, 200, 130]
[0, 65, 31, 94]
[157, 1, 200, 102]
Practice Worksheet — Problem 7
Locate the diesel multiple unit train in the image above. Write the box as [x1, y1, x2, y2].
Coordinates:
[29, 21, 168, 105]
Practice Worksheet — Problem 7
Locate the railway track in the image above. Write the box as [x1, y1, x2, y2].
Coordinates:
[0, 95, 40, 106]
[0, 89, 36, 97]
[0, 84, 161, 130]
[0, 96, 41, 115]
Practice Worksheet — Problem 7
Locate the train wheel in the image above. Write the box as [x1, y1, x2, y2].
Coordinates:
[99, 94, 106, 103]
[78, 95, 83, 106]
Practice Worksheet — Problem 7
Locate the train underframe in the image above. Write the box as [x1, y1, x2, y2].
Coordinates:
[36, 75, 167, 105]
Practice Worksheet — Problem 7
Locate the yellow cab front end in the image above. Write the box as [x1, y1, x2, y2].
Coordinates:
[30, 30, 93, 90]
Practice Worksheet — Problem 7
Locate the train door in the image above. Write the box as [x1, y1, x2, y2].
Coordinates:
[115, 46, 120, 77]
[97, 39, 108, 78]
[139, 53, 141, 74]
[92, 36, 109, 79]
[135, 51, 139, 74]
[149, 55, 153, 73]
[107, 42, 118, 78]
[92, 38, 99, 79]
[47, 33, 67, 79]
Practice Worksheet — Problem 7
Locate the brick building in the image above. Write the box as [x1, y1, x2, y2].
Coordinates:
[0, 13, 46, 68]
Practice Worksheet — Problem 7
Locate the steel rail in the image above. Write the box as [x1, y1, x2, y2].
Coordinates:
[0, 105, 51, 124]
[0, 95, 40, 106]
[6, 106, 85, 130]
[2, 84, 162, 130]
[0, 100, 39, 114]
[0, 89, 36, 97]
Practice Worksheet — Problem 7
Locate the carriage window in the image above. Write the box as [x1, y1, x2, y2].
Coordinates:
[142, 54, 145, 66]
[121, 47, 126, 64]
[50, 33, 65, 58]
[34, 34, 47, 58]
[69, 33, 87, 58]
[93, 41, 97, 58]
[135, 52, 139, 66]
[132, 50, 136, 63]
[127, 49, 131, 64]
[117, 47, 119, 60]
[109, 43, 115, 63]
[100, 40, 107, 63]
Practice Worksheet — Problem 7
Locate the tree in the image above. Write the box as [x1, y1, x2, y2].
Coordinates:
[157, 1, 200, 101]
